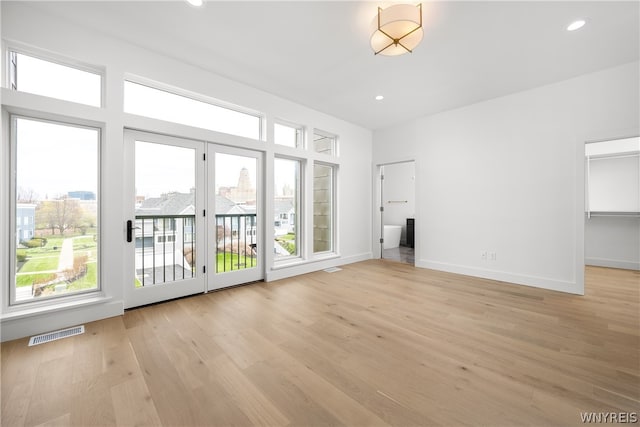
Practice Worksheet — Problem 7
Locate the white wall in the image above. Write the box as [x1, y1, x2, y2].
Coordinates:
[373, 61, 640, 294]
[585, 216, 640, 270]
[0, 2, 372, 341]
[382, 162, 415, 245]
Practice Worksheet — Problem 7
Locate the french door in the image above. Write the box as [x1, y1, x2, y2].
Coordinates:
[208, 145, 263, 290]
[124, 131, 263, 308]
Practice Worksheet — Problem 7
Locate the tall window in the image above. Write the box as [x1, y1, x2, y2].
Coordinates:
[9, 51, 102, 107]
[13, 117, 100, 303]
[313, 163, 334, 253]
[274, 122, 303, 148]
[124, 81, 262, 140]
[274, 158, 301, 259]
[313, 129, 337, 156]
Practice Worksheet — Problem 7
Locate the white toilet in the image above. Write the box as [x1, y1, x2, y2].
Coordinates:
[383, 225, 402, 249]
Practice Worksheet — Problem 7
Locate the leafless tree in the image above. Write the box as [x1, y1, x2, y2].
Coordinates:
[17, 186, 38, 203]
[36, 197, 82, 236]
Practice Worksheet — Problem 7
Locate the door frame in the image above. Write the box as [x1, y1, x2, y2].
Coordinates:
[374, 159, 416, 263]
[123, 130, 207, 309]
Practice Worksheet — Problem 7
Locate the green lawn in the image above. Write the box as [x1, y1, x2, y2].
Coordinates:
[67, 262, 98, 292]
[19, 255, 58, 273]
[16, 273, 57, 287]
[15, 232, 98, 290]
[216, 252, 257, 273]
[17, 256, 59, 287]
[73, 235, 97, 251]
[16, 236, 63, 287]
[275, 233, 296, 255]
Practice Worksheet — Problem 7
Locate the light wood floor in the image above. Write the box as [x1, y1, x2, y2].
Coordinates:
[2, 261, 638, 426]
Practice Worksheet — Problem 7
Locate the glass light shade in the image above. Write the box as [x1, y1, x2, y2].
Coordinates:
[370, 4, 423, 56]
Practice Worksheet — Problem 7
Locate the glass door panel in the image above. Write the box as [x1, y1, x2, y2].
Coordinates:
[208, 146, 263, 290]
[124, 131, 205, 308]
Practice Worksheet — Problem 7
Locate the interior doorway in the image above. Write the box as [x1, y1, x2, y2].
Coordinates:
[379, 161, 416, 265]
[584, 136, 640, 273]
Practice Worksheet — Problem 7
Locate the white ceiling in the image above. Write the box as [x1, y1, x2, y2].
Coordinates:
[26, 1, 640, 130]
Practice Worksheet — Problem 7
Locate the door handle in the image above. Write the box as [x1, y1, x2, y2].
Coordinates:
[127, 220, 141, 242]
[127, 220, 134, 242]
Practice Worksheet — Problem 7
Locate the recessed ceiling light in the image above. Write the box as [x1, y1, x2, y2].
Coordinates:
[375, 95, 384, 101]
[186, 0, 203, 6]
[567, 20, 586, 31]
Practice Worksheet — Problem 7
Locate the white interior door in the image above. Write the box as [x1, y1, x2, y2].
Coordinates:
[124, 130, 206, 308]
[208, 144, 263, 290]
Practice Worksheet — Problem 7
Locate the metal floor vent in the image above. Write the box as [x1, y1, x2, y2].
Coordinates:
[28, 325, 85, 347]
[324, 267, 342, 273]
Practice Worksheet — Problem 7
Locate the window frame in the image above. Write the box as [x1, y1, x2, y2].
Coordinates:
[6, 43, 105, 108]
[8, 114, 103, 307]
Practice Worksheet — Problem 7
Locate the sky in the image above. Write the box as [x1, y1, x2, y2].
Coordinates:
[16, 118, 98, 200]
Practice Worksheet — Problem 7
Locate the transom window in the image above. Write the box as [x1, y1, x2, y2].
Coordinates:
[313, 129, 337, 156]
[9, 51, 102, 107]
[274, 122, 303, 148]
[124, 80, 262, 140]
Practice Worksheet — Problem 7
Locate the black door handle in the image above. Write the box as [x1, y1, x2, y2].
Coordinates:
[126, 220, 133, 242]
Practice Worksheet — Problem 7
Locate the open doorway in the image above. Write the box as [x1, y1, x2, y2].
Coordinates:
[379, 161, 415, 265]
[584, 136, 640, 272]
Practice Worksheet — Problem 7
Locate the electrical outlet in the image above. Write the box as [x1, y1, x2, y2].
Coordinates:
[481, 251, 487, 260]
[490, 252, 497, 261]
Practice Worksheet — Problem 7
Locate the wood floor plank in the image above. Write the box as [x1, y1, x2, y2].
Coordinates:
[205, 353, 290, 426]
[1, 261, 638, 426]
[243, 359, 346, 426]
[110, 377, 162, 427]
[70, 376, 117, 426]
[24, 355, 73, 427]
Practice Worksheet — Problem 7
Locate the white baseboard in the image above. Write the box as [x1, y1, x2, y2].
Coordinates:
[416, 259, 583, 295]
[266, 252, 373, 282]
[1, 300, 123, 342]
[586, 258, 640, 271]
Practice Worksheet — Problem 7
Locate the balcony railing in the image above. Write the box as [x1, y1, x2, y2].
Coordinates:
[134, 213, 257, 283]
[215, 213, 257, 273]
[135, 214, 195, 286]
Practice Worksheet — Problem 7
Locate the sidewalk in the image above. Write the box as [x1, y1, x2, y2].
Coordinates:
[57, 238, 74, 271]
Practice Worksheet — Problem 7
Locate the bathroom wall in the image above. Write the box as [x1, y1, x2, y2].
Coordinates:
[382, 162, 415, 245]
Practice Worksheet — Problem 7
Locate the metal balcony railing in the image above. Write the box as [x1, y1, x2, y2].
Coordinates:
[215, 213, 257, 273]
[135, 214, 195, 286]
